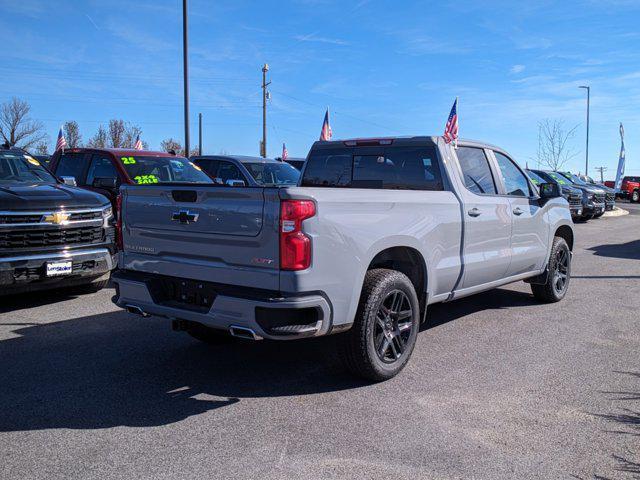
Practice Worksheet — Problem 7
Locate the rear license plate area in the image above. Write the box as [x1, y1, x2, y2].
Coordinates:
[149, 276, 217, 312]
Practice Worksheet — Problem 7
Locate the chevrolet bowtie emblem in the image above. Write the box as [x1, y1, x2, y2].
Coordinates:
[43, 212, 71, 225]
[171, 210, 199, 224]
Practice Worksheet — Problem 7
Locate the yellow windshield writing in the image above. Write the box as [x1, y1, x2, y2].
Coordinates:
[134, 174, 159, 184]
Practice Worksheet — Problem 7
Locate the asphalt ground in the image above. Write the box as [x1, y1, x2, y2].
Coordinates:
[1, 203, 639, 479]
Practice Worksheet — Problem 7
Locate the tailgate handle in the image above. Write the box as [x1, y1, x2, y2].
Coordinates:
[172, 190, 198, 202]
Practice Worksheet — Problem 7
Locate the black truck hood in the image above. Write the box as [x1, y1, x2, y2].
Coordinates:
[0, 184, 109, 211]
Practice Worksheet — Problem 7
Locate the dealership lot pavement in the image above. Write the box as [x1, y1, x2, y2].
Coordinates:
[1, 204, 639, 480]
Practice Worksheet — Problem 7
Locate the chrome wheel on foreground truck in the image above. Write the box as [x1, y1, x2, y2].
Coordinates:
[338, 269, 420, 382]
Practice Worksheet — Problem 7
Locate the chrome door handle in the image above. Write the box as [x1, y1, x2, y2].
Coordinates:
[513, 207, 524, 216]
[468, 208, 481, 217]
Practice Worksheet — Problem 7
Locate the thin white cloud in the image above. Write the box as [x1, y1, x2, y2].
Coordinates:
[510, 64, 526, 74]
[294, 34, 350, 46]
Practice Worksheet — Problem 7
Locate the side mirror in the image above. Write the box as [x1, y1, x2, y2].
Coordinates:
[93, 177, 118, 189]
[226, 179, 246, 187]
[61, 176, 77, 187]
[539, 182, 561, 199]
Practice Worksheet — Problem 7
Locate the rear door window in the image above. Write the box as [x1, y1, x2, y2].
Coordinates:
[217, 161, 246, 184]
[456, 147, 497, 195]
[86, 154, 118, 186]
[55, 153, 89, 183]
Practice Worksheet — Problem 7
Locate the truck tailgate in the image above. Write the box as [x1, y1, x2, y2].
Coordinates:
[120, 185, 281, 290]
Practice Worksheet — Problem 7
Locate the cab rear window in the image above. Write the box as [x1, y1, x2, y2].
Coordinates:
[118, 156, 213, 184]
[302, 145, 444, 191]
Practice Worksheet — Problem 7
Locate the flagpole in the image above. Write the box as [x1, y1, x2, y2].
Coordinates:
[454, 97, 458, 149]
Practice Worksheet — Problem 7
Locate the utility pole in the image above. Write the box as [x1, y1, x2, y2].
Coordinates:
[182, 0, 190, 157]
[261, 63, 270, 158]
[595, 166, 607, 183]
[579, 85, 590, 176]
[198, 113, 202, 155]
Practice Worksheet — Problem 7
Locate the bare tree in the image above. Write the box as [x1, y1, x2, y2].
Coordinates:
[161, 138, 182, 153]
[63, 121, 82, 148]
[535, 119, 579, 171]
[123, 124, 148, 149]
[87, 125, 108, 148]
[108, 119, 126, 148]
[0, 97, 47, 149]
[35, 141, 49, 155]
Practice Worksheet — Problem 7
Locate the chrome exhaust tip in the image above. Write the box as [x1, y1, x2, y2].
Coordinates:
[125, 304, 150, 317]
[229, 325, 262, 341]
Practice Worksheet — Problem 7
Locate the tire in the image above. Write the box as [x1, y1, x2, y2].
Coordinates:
[594, 211, 604, 218]
[338, 268, 420, 382]
[531, 237, 571, 303]
[632, 190, 640, 203]
[187, 322, 235, 345]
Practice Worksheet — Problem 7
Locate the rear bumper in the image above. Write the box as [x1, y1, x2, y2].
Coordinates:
[111, 270, 334, 341]
[0, 248, 116, 293]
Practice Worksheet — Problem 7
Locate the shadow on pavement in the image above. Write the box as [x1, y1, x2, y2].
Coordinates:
[424, 287, 537, 330]
[0, 309, 366, 432]
[589, 371, 640, 479]
[0, 286, 539, 432]
[587, 239, 640, 261]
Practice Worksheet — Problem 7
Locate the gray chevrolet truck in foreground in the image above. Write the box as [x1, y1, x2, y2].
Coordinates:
[112, 136, 574, 380]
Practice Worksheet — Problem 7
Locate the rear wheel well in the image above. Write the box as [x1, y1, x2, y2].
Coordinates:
[555, 225, 574, 251]
[367, 247, 427, 317]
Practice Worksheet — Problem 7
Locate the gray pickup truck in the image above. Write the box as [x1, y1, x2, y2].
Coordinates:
[112, 136, 574, 380]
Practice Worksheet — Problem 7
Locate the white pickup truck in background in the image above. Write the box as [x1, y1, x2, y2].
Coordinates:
[112, 136, 574, 381]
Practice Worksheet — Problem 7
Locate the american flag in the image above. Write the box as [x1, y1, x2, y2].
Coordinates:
[443, 98, 458, 145]
[282, 143, 288, 161]
[320, 108, 332, 141]
[55, 126, 67, 152]
[134, 135, 143, 150]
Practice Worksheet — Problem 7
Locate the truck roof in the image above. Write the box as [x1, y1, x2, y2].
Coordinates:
[62, 147, 177, 157]
[193, 154, 283, 164]
[310, 136, 505, 152]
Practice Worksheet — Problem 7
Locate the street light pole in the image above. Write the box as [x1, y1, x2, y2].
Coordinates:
[182, 0, 190, 157]
[261, 64, 270, 158]
[579, 85, 590, 176]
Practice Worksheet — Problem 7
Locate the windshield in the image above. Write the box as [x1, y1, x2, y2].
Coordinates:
[0, 152, 57, 185]
[559, 172, 587, 185]
[243, 162, 300, 186]
[118, 155, 213, 184]
[546, 171, 572, 186]
[526, 170, 547, 185]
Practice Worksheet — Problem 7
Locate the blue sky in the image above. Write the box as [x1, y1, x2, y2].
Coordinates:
[1, 0, 639, 177]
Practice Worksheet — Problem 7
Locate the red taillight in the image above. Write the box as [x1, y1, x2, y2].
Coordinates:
[280, 200, 315, 271]
[115, 194, 123, 250]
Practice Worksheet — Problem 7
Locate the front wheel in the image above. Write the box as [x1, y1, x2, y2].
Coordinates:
[632, 190, 640, 203]
[531, 237, 571, 303]
[338, 269, 420, 381]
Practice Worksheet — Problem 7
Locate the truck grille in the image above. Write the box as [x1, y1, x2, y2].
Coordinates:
[605, 193, 615, 203]
[569, 195, 582, 207]
[0, 214, 43, 224]
[594, 193, 605, 204]
[0, 226, 104, 249]
[0, 210, 103, 225]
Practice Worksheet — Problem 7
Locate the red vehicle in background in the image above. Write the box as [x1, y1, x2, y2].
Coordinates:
[604, 176, 640, 202]
[48, 148, 215, 249]
[48, 148, 213, 208]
